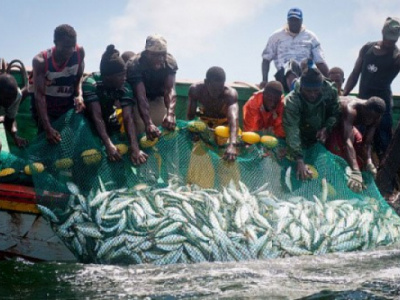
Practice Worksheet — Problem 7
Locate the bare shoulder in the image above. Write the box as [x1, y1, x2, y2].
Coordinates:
[32, 51, 45, 71]
[225, 85, 238, 101]
[78, 46, 86, 59]
[188, 81, 205, 96]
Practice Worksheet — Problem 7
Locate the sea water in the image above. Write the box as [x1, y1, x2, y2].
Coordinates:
[1, 245, 400, 300]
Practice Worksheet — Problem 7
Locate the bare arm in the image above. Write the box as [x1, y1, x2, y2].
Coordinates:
[87, 101, 120, 161]
[73, 47, 86, 112]
[316, 62, 329, 77]
[342, 111, 359, 171]
[162, 73, 177, 130]
[260, 59, 271, 88]
[32, 53, 61, 144]
[122, 105, 147, 165]
[223, 89, 239, 162]
[4, 116, 28, 148]
[343, 53, 363, 96]
[135, 82, 160, 140]
[187, 85, 198, 120]
[363, 120, 380, 166]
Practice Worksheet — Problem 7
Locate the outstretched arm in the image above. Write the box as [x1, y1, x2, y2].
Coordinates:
[343, 52, 363, 96]
[223, 89, 239, 162]
[187, 85, 198, 120]
[73, 47, 86, 113]
[122, 105, 147, 165]
[87, 102, 121, 161]
[162, 73, 177, 130]
[32, 54, 61, 144]
[260, 59, 271, 88]
[135, 82, 161, 140]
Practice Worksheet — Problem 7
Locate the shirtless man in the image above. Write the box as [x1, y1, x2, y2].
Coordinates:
[32, 24, 85, 144]
[187, 66, 239, 161]
[326, 96, 386, 192]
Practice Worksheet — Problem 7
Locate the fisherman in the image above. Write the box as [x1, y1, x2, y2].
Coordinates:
[261, 7, 329, 90]
[126, 34, 178, 140]
[82, 45, 147, 165]
[283, 61, 340, 180]
[325, 96, 386, 192]
[187, 66, 239, 161]
[343, 17, 400, 159]
[121, 51, 135, 63]
[328, 67, 345, 96]
[0, 74, 28, 151]
[32, 24, 85, 144]
[243, 81, 285, 137]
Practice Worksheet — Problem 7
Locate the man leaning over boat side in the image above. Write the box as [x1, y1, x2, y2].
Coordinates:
[187, 66, 239, 161]
[283, 60, 339, 181]
[126, 34, 178, 141]
[325, 96, 386, 192]
[0, 74, 29, 151]
[343, 17, 400, 160]
[31, 24, 85, 144]
[260, 7, 329, 92]
[242, 81, 285, 138]
[82, 44, 147, 166]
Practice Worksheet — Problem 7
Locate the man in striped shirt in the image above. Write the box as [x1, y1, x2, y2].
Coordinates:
[32, 24, 85, 144]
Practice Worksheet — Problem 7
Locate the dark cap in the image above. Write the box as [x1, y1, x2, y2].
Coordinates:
[300, 60, 323, 88]
[100, 44, 126, 76]
[382, 17, 400, 41]
[287, 8, 303, 20]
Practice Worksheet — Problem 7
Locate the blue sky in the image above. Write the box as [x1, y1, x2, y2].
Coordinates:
[1, 0, 400, 93]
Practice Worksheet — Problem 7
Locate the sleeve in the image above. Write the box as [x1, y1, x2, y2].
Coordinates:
[82, 76, 99, 104]
[283, 94, 303, 159]
[323, 83, 340, 133]
[5, 88, 22, 119]
[119, 82, 136, 108]
[126, 55, 143, 88]
[261, 31, 279, 61]
[309, 31, 326, 64]
[243, 96, 261, 131]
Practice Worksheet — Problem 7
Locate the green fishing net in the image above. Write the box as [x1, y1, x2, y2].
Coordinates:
[1, 110, 399, 264]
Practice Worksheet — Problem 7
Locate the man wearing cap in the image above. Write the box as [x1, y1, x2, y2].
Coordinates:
[343, 17, 400, 160]
[283, 61, 339, 180]
[261, 8, 329, 92]
[126, 34, 178, 140]
[243, 81, 285, 137]
[83, 44, 147, 165]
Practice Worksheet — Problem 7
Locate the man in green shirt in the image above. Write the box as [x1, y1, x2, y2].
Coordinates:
[283, 61, 340, 180]
[83, 44, 147, 165]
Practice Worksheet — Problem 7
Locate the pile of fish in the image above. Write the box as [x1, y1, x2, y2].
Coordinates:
[38, 177, 400, 264]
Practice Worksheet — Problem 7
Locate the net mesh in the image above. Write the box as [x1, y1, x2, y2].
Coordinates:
[1, 110, 399, 264]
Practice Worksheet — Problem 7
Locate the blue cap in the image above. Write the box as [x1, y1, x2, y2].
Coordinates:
[287, 8, 303, 20]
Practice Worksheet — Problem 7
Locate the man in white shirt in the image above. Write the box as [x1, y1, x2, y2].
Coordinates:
[261, 7, 329, 91]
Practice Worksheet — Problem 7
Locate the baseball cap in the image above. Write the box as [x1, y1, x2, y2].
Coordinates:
[287, 8, 303, 20]
[145, 34, 167, 52]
